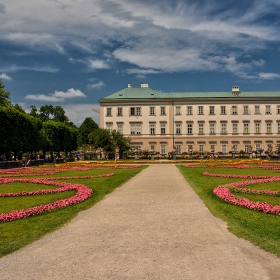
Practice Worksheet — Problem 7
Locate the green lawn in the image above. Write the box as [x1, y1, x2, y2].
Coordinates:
[0, 166, 146, 257]
[177, 165, 280, 257]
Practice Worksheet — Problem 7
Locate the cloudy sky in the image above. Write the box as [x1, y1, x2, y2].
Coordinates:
[1, 0, 280, 126]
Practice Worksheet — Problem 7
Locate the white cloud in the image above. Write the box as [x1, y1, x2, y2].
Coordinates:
[25, 88, 86, 102]
[63, 103, 100, 127]
[252, 59, 265, 67]
[0, 65, 59, 73]
[87, 81, 106, 89]
[258, 72, 280, 80]
[0, 73, 12, 80]
[88, 59, 110, 70]
[1, 0, 280, 79]
[20, 102, 99, 127]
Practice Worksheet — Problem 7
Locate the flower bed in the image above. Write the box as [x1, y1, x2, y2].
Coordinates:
[0, 178, 93, 222]
[0, 166, 117, 222]
[184, 162, 280, 215]
[201, 171, 280, 215]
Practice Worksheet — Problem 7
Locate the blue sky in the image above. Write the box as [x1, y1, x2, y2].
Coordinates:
[1, 0, 280, 126]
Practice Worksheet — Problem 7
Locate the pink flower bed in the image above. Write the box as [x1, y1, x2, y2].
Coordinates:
[0, 178, 92, 222]
[0, 170, 116, 222]
[201, 172, 280, 215]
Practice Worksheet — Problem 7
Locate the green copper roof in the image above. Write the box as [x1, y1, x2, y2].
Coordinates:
[100, 87, 280, 100]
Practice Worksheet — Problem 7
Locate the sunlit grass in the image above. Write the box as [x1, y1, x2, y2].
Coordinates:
[0, 166, 146, 257]
[177, 165, 280, 257]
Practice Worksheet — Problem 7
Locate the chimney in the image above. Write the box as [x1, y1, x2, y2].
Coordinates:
[141, 83, 149, 88]
[231, 86, 241, 96]
[128, 83, 132, 88]
[232, 86, 240, 92]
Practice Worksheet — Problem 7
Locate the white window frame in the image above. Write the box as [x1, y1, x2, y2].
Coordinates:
[130, 125, 135, 134]
[187, 124, 192, 134]
[198, 106, 204, 115]
[176, 124, 181, 134]
[220, 106, 226, 115]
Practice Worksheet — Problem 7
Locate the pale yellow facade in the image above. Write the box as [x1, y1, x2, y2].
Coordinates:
[100, 84, 280, 155]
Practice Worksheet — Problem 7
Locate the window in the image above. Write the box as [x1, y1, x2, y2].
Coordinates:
[130, 125, 135, 134]
[199, 145, 204, 152]
[187, 145, 193, 152]
[255, 144, 261, 152]
[106, 124, 112, 132]
[243, 123, 249, 134]
[198, 124, 204, 134]
[187, 106, 192, 115]
[131, 145, 142, 152]
[117, 107, 123, 116]
[209, 106, 215, 115]
[220, 106, 226, 115]
[255, 105, 260, 114]
[136, 124, 141, 134]
[244, 144, 250, 153]
[198, 106, 204, 115]
[243, 105, 249, 115]
[221, 123, 227, 134]
[222, 145, 227, 154]
[175, 106, 181, 115]
[277, 105, 280, 114]
[176, 145, 181, 154]
[106, 108, 112, 116]
[160, 107, 166, 115]
[267, 144, 273, 152]
[117, 125, 123, 133]
[233, 123, 238, 134]
[130, 107, 135, 115]
[176, 124, 181, 134]
[232, 144, 238, 152]
[150, 124, 155, 134]
[161, 124, 166, 134]
[210, 123, 215, 134]
[150, 107, 155, 115]
[130, 107, 141, 115]
[136, 107, 141, 115]
[255, 123, 261, 133]
[278, 123, 280, 133]
[231, 106, 237, 115]
[161, 145, 166, 155]
[210, 145, 216, 153]
[187, 124, 193, 134]
[266, 123, 272, 133]
[266, 105, 271, 114]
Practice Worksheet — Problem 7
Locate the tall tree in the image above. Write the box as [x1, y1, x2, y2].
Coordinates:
[0, 79, 11, 107]
[78, 117, 99, 145]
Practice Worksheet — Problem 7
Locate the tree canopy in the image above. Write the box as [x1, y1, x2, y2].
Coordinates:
[78, 117, 99, 145]
[0, 78, 11, 107]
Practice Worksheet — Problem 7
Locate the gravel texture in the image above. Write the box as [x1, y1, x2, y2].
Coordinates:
[1, 164, 280, 279]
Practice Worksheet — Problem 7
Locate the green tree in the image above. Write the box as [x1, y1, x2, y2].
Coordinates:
[78, 117, 99, 145]
[0, 79, 11, 107]
[88, 128, 130, 159]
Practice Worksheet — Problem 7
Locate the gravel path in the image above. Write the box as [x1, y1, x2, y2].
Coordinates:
[1, 164, 280, 279]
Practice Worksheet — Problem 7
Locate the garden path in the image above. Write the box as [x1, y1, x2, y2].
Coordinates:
[1, 164, 280, 279]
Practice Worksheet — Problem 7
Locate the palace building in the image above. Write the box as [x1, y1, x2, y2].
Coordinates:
[99, 83, 280, 155]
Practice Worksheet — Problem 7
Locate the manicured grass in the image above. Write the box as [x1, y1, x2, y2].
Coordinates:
[177, 165, 280, 257]
[0, 166, 146, 257]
